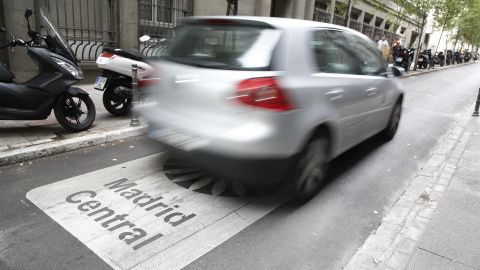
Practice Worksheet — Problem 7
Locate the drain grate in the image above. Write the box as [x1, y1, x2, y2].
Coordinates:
[163, 158, 258, 197]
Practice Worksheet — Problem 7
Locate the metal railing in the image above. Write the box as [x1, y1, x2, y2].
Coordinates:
[313, 9, 331, 23]
[349, 20, 362, 32]
[139, 0, 193, 56]
[362, 24, 373, 38]
[40, 0, 117, 62]
[373, 27, 384, 41]
[333, 15, 345, 26]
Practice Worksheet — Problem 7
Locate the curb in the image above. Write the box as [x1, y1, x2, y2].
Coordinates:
[0, 125, 147, 167]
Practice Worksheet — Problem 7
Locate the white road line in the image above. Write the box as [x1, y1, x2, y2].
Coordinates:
[27, 152, 289, 270]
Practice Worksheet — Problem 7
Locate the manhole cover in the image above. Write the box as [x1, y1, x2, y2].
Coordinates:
[163, 158, 258, 197]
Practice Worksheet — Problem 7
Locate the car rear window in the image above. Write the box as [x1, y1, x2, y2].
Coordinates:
[160, 23, 282, 71]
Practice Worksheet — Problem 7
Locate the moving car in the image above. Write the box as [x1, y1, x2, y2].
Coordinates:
[141, 16, 404, 199]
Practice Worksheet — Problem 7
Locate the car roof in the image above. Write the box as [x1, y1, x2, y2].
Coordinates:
[185, 16, 372, 43]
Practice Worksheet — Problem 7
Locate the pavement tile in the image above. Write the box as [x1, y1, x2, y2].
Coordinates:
[416, 189, 480, 269]
[387, 251, 410, 270]
[404, 226, 424, 242]
[450, 177, 480, 196]
[396, 238, 417, 255]
[412, 215, 429, 230]
[417, 206, 435, 219]
[409, 248, 477, 270]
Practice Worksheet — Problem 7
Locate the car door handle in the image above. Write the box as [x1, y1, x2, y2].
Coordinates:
[325, 89, 345, 100]
[365, 87, 377, 96]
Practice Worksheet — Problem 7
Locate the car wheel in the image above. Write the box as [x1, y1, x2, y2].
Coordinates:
[292, 133, 329, 200]
[381, 102, 402, 141]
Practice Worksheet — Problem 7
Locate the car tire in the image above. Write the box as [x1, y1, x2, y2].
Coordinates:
[292, 132, 329, 200]
[381, 102, 402, 141]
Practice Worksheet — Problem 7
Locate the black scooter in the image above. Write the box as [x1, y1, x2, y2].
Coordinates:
[0, 8, 95, 132]
[417, 49, 431, 69]
[394, 46, 414, 71]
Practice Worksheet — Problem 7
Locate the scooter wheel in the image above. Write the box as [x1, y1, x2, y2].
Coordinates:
[103, 80, 132, 116]
[55, 94, 96, 132]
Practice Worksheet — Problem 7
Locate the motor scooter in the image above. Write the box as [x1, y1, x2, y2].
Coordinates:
[94, 36, 167, 116]
[0, 8, 95, 132]
[446, 50, 453, 65]
[417, 49, 431, 69]
[394, 46, 414, 71]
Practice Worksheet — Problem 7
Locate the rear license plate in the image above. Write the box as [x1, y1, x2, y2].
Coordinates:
[94, 76, 107, 90]
[418, 58, 423, 62]
[396, 57, 403, 62]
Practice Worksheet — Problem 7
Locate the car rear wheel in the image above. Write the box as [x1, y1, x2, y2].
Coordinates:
[381, 102, 401, 140]
[292, 133, 329, 200]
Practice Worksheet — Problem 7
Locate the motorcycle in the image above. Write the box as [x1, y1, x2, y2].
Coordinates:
[446, 50, 453, 65]
[463, 52, 472, 62]
[0, 8, 95, 132]
[395, 46, 414, 71]
[94, 36, 167, 116]
[417, 49, 432, 69]
[454, 51, 463, 64]
[434, 51, 445, 67]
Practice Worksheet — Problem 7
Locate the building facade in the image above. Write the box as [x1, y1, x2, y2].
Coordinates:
[1, 0, 428, 80]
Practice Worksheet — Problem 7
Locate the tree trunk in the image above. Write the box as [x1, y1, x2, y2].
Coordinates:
[343, 0, 352, 27]
[413, 15, 427, 71]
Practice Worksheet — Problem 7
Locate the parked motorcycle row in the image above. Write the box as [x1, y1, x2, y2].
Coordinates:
[416, 49, 476, 69]
[0, 8, 169, 132]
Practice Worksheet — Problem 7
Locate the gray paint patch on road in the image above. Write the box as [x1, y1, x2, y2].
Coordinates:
[27, 153, 289, 270]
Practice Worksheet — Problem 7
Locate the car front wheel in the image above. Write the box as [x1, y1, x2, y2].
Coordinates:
[381, 102, 402, 140]
[292, 133, 329, 200]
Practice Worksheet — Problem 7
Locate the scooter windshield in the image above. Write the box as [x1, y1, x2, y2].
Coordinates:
[40, 7, 77, 63]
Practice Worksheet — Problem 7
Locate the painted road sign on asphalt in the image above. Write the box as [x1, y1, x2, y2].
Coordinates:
[27, 152, 289, 270]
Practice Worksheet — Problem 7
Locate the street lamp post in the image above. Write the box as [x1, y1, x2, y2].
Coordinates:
[473, 88, 480, 117]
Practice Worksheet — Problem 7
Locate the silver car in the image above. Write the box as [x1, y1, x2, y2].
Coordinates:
[141, 16, 404, 199]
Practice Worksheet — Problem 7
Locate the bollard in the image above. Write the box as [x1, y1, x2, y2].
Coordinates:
[473, 88, 480, 117]
[130, 64, 141, 126]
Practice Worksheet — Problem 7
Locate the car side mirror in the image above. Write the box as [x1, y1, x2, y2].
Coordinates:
[24, 8, 33, 19]
[390, 66, 404, 77]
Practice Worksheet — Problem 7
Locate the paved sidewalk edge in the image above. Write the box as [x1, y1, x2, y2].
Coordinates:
[343, 101, 477, 270]
[0, 126, 147, 167]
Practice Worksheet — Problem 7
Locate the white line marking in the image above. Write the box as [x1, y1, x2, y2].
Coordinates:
[27, 152, 289, 270]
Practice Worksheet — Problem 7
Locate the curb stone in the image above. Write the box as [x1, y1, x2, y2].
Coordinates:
[344, 101, 476, 270]
[0, 125, 147, 167]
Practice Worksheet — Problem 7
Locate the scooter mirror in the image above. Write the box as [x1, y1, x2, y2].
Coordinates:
[24, 8, 33, 19]
[0, 26, 6, 33]
[139, 35, 151, 42]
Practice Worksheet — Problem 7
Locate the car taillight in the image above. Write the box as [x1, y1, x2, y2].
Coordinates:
[100, 52, 114, 58]
[231, 77, 294, 111]
[138, 78, 161, 87]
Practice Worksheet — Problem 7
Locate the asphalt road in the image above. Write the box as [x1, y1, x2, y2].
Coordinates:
[1, 63, 479, 270]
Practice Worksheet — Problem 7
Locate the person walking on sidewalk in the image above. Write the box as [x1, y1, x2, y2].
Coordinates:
[392, 40, 400, 66]
[377, 35, 390, 65]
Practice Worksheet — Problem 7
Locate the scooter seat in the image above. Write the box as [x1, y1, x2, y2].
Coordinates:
[104, 47, 147, 62]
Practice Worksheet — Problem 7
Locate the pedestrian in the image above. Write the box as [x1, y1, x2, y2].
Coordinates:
[377, 35, 390, 65]
[392, 40, 400, 66]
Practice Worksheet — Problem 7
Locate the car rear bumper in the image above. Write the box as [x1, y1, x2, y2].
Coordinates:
[154, 138, 299, 193]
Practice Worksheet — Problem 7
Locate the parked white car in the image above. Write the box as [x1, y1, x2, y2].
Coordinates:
[140, 16, 404, 199]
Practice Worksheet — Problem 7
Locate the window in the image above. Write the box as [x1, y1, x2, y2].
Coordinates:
[161, 24, 282, 71]
[344, 32, 386, 76]
[310, 30, 361, 75]
[140, 0, 172, 23]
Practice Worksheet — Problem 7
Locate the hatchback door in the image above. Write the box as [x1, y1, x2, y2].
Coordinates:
[146, 19, 284, 132]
